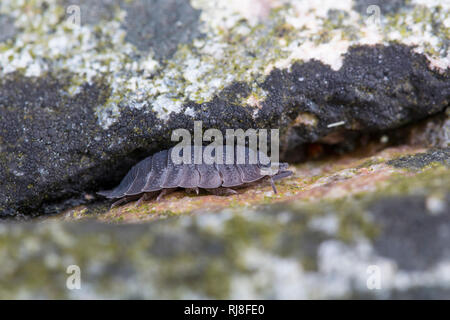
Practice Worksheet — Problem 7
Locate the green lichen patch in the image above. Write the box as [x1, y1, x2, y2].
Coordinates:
[387, 147, 450, 170]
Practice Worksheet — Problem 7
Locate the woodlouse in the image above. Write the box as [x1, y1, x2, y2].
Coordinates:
[98, 146, 293, 207]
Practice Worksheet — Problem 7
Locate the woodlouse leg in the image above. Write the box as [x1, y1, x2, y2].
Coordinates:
[205, 187, 238, 196]
[270, 177, 278, 194]
[186, 187, 200, 195]
[111, 196, 137, 209]
[135, 193, 153, 207]
[156, 188, 177, 201]
[270, 170, 293, 194]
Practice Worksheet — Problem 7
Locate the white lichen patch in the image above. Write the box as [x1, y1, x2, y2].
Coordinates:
[293, 112, 319, 127]
[271, 36, 352, 72]
[95, 101, 120, 130]
[184, 107, 196, 117]
[318, 239, 450, 297]
[152, 95, 182, 121]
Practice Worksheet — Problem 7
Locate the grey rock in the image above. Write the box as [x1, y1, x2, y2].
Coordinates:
[387, 147, 450, 169]
[371, 195, 450, 271]
[1, 191, 450, 298]
[122, 0, 203, 61]
[0, 1, 449, 216]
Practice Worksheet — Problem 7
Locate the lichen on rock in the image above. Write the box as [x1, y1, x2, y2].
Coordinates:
[0, 0, 450, 300]
[0, 0, 449, 218]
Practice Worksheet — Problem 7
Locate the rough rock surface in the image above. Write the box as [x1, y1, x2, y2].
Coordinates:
[387, 148, 449, 169]
[1, 152, 449, 298]
[0, 0, 449, 300]
[0, 0, 449, 216]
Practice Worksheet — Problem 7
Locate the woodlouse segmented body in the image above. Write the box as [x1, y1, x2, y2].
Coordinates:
[98, 146, 293, 207]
